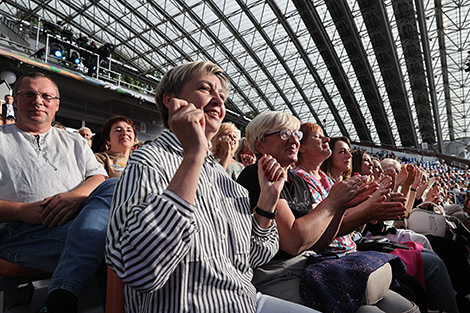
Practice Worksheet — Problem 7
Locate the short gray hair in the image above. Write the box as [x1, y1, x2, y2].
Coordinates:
[245, 111, 300, 159]
[155, 61, 230, 129]
[14, 72, 60, 98]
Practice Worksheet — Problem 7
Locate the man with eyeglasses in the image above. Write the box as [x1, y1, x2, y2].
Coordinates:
[0, 72, 117, 313]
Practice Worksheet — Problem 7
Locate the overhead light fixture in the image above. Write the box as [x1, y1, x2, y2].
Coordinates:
[42, 20, 59, 37]
[98, 43, 114, 58]
[62, 29, 74, 43]
[68, 48, 81, 64]
[76, 36, 88, 49]
[50, 41, 64, 58]
[83, 53, 98, 75]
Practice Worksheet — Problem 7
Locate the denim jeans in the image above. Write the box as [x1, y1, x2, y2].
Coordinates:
[421, 248, 459, 313]
[0, 177, 118, 299]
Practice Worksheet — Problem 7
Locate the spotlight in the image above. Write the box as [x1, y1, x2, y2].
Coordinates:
[42, 20, 59, 37]
[50, 42, 64, 58]
[67, 48, 81, 64]
[98, 43, 114, 58]
[83, 53, 98, 75]
[76, 36, 89, 49]
[62, 29, 74, 43]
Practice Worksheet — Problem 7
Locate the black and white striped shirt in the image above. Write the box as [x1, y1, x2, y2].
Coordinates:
[106, 131, 279, 313]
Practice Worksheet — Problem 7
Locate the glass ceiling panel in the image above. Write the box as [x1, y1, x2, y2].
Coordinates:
[2, 0, 469, 152]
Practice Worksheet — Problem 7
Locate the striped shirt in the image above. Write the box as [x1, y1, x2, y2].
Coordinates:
[106, 131, 279, 313]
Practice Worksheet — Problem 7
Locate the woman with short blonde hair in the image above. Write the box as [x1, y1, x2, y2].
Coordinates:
[210, 121, 244, 180]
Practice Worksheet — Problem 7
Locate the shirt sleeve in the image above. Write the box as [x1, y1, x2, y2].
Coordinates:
[249, 215, 279, 268]
[238, 164, 279, 267]
[74, 133, 108, 179]
[106, 151, 196, 293]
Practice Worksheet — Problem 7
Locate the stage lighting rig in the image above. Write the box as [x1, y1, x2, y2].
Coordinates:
[67, 48, 81, 64]
[98, 43, 114, 58]
[50, 41, 65, 58]
[61, 29, 74, 43]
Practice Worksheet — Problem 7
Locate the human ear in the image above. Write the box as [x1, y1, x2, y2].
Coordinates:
[254, 138, 265, 154]
[163, 92, 175, 108]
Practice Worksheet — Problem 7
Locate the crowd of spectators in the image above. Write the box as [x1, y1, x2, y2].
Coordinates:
[355, 147, 470, 216]
[3, 64, 470, 313]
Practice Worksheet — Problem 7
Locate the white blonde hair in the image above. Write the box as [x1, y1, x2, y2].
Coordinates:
[245, 111, 300, 158]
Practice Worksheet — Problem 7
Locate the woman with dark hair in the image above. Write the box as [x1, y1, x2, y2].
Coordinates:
[320, 136, 352, 182]
[318, 134, 459, 313]
[95, 115, 136, 177]
[351, 150, 374, 177]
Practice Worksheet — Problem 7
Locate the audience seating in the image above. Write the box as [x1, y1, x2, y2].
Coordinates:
[105, 266, 124, 313]
[0, 258, 51, 313]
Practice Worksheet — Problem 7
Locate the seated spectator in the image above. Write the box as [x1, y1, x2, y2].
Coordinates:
[235, 137, 257, 167]
[351, 153, 462, 312]
[90, 130, 106, 153]
[51, 120, 66, 130]
[210, 121, 244, 179]
[371, 157, 384, 181]
[293, 124, 459, 312]
[78, 126, 93, 147]
[95, 115, 136, 177]
[0, 113, 5, 125]
[0, 72, 117, 313]
[5, 115, 15, 124]
[320, 136, 352, 182]
[237, 113, 417, 312]
[106, 61, 318, 313]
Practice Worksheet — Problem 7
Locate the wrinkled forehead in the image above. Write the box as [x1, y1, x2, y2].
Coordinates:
[17, 77, 59, 94]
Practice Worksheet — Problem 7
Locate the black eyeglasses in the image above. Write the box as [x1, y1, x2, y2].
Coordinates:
[265, 129, 303, 141]
[17, 91, 60, 102]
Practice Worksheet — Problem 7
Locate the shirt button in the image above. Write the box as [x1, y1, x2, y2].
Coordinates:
[221, 233, 226, 240]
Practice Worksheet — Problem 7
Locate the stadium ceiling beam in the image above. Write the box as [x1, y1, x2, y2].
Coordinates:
[358, 0, 418, 148]
[155, 1, 269, 120]
[266, 0, 346, 136]
[235, 0, 323, 127]
[392, 0, 436, 146]
[91, 0, 171, 75]
[293, 0, 372, 143]
[324, 0, 395, 146]
[101, 0, 249, 125]
[416, 0, 443, 153]
[203, 0, 300, 118]
[434, 0, 454, 143]
[4, 0, 53, 23]
[142, 1, 252, 125]
[168, 0, 277, 116]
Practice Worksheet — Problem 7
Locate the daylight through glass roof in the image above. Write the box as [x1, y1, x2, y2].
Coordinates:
[2, 0, 470, 153]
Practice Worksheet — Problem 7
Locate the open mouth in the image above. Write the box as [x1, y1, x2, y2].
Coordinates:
[206, 110, 219, 117]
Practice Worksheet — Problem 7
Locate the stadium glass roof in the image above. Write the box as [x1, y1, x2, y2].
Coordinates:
[2, 0, 470, 153]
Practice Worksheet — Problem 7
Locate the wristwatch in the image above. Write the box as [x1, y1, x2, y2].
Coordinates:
[255, 206, 277, 219]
